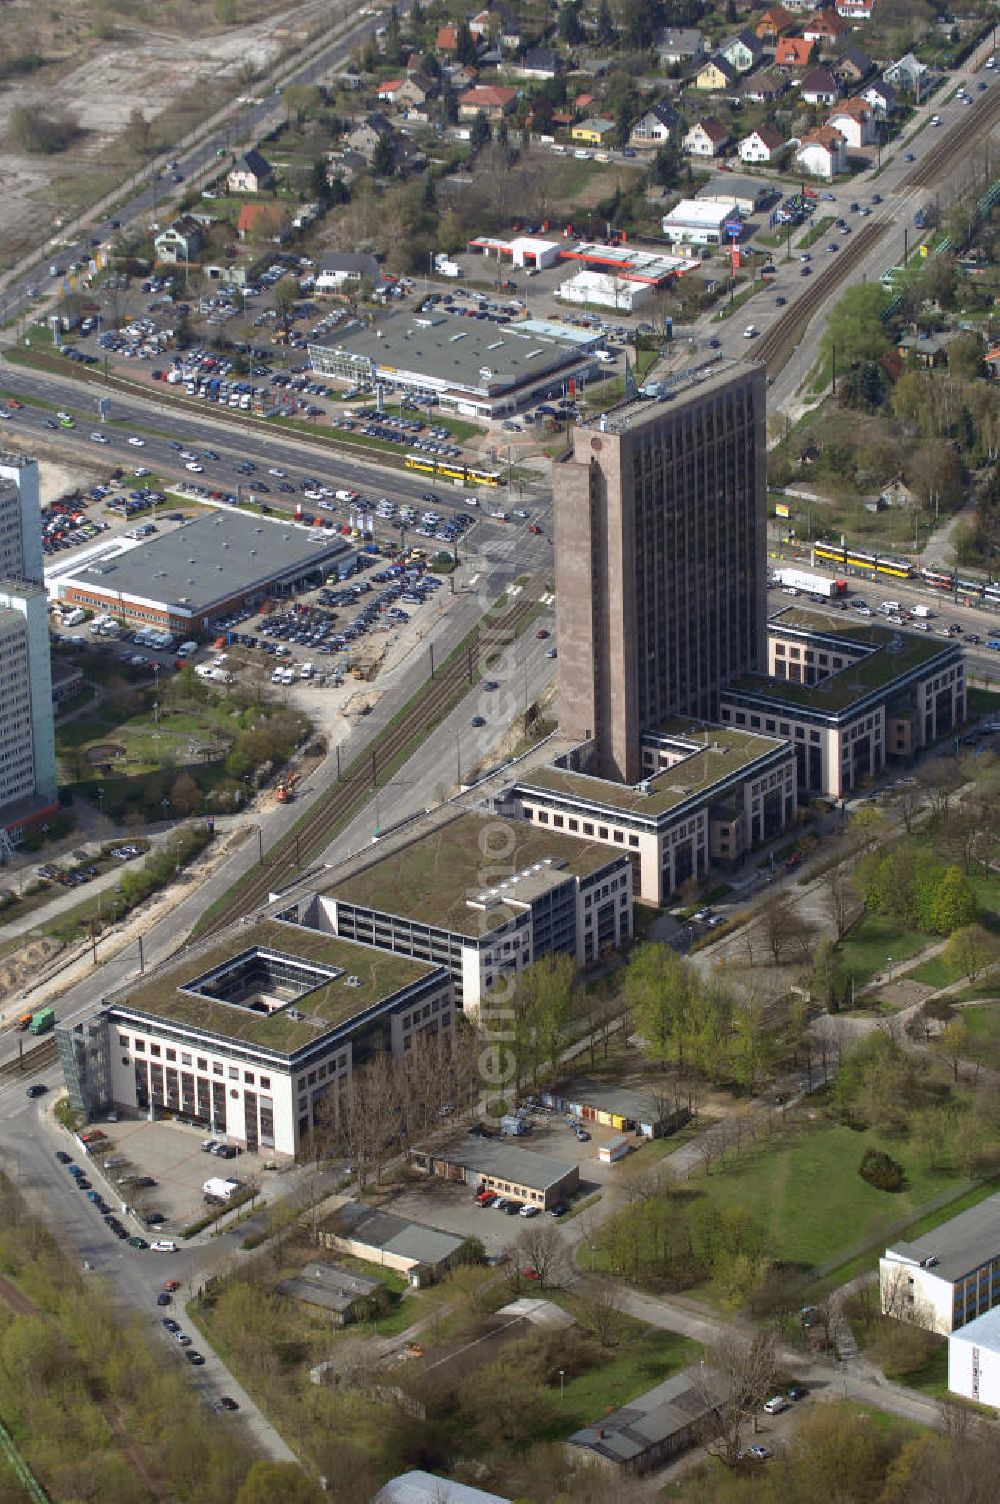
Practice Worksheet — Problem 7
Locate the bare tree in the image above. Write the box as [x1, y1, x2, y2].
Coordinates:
[700, 1330, 776, 1466]
[517, 1222, 565, 1287]
[578, 1282, 625, 1348]
[823, 865, 859, 943]
[759, 891, 800, 965]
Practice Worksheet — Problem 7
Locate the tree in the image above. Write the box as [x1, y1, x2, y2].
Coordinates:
[469, 111, 492, 151]
[372, 131, 395, 176]
[124, 106, 154, 157]
[811, 936, 849, 1011]
[820, 282, 891, 369]
[235, 1462, 321, 1503]
[595, 0, 617, 47]
[558, 0, 585, 44]
[517, 1222, 565, 1286]
[944, 924, 998, 986]
[948, 331, 986, 382]
[930, 865, 978, 936]
[822, 864, 858, 942]
[760, 889, 802, 965]
[169, 771, 203, 817]
[939, 1017, 972, 1082]
[454, 18, 477, 64]
[624, 944, 697, 1069]
[701, 1329, 776, 1466]
[383, 3, 403, 66]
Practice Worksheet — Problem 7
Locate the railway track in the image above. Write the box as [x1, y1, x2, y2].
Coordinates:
[0, 1036, 58, 1081]
[755, 82, 1000, 379]
[201, 581, 545, 936]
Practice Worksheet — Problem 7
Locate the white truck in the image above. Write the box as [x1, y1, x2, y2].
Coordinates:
[774, 567, 845, 599]
[203, 1177, 242, 1202]
[195, 664, 233, 684]
[910, 604, 932, 619]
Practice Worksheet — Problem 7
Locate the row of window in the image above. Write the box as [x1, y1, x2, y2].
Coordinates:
[120, 1035, 271, 1090]
[528, 806, 641, 847]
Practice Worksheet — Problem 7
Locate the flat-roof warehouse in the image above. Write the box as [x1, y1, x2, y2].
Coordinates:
[307, 311, 594, 418]
[56, 509, 355, 631]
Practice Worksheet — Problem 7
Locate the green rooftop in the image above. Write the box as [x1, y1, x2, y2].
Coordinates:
[327, 812, 619, 937]
[520, 726, 787, 818]
[117, 921, 438, 1054]
[727, 608, 956, 713]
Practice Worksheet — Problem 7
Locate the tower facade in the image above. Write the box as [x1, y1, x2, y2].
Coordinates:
[555, 363, 767, 783]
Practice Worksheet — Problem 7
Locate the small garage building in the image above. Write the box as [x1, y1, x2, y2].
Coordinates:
[541, 1078, 690, 1139]
[411, 1135, 579, 1210]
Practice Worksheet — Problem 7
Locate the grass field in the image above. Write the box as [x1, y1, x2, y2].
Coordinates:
[694, 1120, 968, 1273]
[907, 953, 964, 988]
[954, 1002, 1000, 1069]
[840, 914, 931, 990]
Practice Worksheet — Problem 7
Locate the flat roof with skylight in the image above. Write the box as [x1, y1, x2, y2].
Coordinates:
[323, 811, 624, 937]
[108, 920, 445, 1053]
[516, 724, 789, 821]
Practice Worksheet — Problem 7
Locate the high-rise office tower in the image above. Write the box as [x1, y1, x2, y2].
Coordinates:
[0, 453, 57, 829]
[555, 363, 767, 784]
[0, 454, 43, 585]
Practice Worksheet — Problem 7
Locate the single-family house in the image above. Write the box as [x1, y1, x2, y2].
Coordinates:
[315, 252, 380, 291]
[436, 24, 458, 51]
[515, 47, 562, 80]
[862, 77, 897, 115]
[801, 66, 841, 104]
[836, 0, 875, 17]
[754, 5, 796, 40]
[397, 74, 436, 107]
[227, 149, 273, 195]
[884, 53, 929, 94]
[446, 62, 479, 90]
[738, 123, 787, 163]
[154, 216, 204, 265]
[985, 344, 1000, 379]
[695, 54, 738, 91]
[573, 92, 596, 114]
[775, 36, 816, 67]
[683, 116, 730, 157]
[470, 6, 521, 49]
[833, 45, 874, 85]
[828, 95, 874, 147]
[656, 28, 707, 66]
[897, 333, 950, 368]
[346, 112, 395, 157]
[740, 67, 788, 101]
[719, 28, 765, 74]
[795, 123, 847, 177]
[235, 202, 287, 243]
[378, 78, 405, 103]
[457, 84, 518, 120]
[571, 117, 617, 145]
[803, 9, 850, 44]
[629, 101, 682, 149]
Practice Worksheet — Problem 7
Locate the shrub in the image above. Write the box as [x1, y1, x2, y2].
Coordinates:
[859, 1147, 906, 1192]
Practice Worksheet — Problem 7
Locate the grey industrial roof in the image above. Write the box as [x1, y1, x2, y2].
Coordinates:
[325, 1202, 465, 1269]
[884, 1193, 1000, 1283]
[373, 1473, 512, 1504]
[696, 174, 768, 203]
[552, 1077, 667, 1124]
[568, 1367, 726, 1464]
[436, 1135, 577, 1192]
[62, 510, 351, 613]
[309, 310, 584, 395]
[277, 1262, 383, 1313]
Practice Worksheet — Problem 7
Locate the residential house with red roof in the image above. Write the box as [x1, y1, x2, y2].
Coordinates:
[795, 124, 847, 177]
[775, 36, 815, 67]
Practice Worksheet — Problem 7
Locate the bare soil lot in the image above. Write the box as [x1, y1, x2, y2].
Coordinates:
[0, 0, 320, 270]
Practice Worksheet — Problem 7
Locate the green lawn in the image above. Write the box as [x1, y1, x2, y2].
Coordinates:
[840, 914, 932, 990]
[955, 1002, 1000, 1069]
[799, 215, 836, 250]
[907, 954, 964, 989]
[535, 1310, 698, 1437]
[694, 1121, 969, 1273]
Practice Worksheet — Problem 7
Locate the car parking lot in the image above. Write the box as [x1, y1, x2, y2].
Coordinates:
[74, 1114, 275, 1236]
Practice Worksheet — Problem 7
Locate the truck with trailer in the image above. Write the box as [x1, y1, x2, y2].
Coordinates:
[774, 567, 847, 599]
[28, 1008, 55, 1035]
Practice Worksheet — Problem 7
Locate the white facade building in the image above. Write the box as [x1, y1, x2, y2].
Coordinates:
[58, 924, 454, 1159]
[556, 270, 653, 312]
[661, 199, 739, 246]
[948, 1307, 1000, 1407]
[0, 454, 44, 584]
[880, 1193, 1000, 1336]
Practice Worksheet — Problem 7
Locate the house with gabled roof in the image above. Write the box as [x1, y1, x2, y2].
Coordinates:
[629, 101, 683, 149]
[719, 28, 765, 73]
[457, 84, 518, 120]
[862, 76, 897, 115]
[833, 45, 874, 85]
[775, 36, 815, 67]
[884, 52, 929, 93]
[740, 67, 788, 101]
[803, 9, 851, 44]
[656, 28, 707, 66]
[754, 5, 796, 40]
[795, 123, 847, 177]
[836, 0, 875, 18]
[436, 24, 459, 51]
[227, 149, 273, 195]
[346, 112, 395, 157]
[828, 95, 874, 147]
[515, 47, 562, 80]
[801, 65, 840, 103]
[695, 54, 738, 90]
[683, 116, 730, 156]
[738, 123, 787, 163]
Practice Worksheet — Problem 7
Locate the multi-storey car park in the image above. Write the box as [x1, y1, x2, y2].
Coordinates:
[57, 923, 454, 1160]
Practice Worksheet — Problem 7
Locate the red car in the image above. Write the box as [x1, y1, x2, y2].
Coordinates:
[521, 1266, 540, 1281]
[162, 1279, 180, 1292]
[529, 524, 543, 534]
[536, 628, 549, 639]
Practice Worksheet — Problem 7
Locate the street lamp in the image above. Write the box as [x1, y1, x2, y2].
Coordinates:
[886, 954, 893, 980]
[161, 797, 171, 823]
[559, 1368, 565, 1401]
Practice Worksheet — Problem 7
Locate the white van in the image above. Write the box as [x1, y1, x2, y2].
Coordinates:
[300, 662, 313, 680]
[743, 324, 758, 339]
[177, 641, 198, 658]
